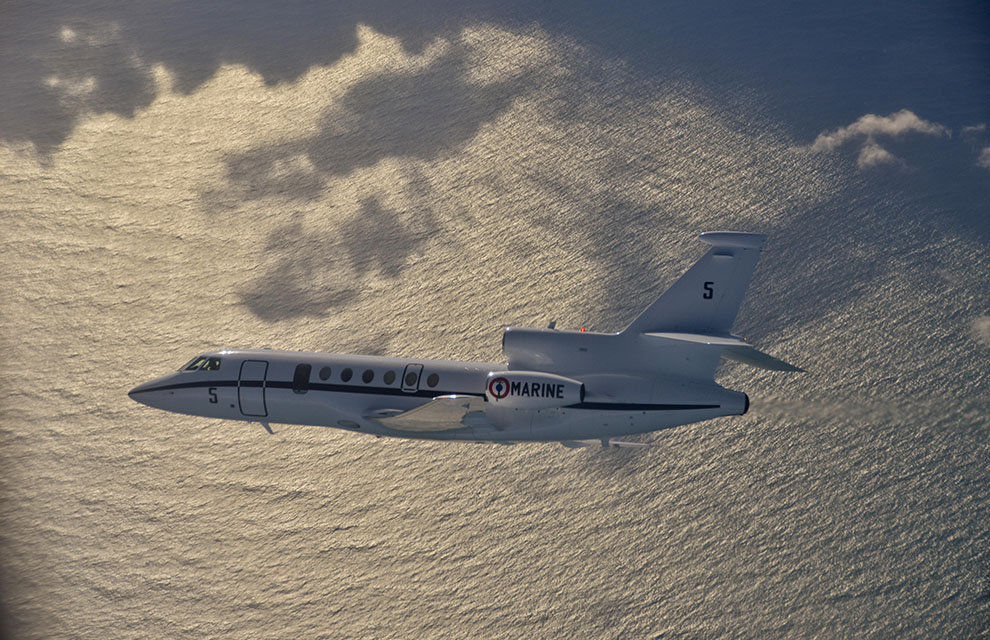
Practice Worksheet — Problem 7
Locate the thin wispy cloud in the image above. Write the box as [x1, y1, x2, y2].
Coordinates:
[958, 123, 990, 170]
[973, 316, 990, 347]
[810, 109, 949, 170]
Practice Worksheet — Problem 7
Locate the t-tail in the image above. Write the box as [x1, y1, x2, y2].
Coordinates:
[622, 232, 803, 374]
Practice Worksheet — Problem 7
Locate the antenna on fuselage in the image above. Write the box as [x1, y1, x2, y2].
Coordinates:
[547, 320, 557, 330]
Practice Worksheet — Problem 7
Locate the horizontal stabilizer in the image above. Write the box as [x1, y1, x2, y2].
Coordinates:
[560, 439, 650, 449]
[698, 231, 767, 249]
[721, 345, 804, 372]
[365, 395, 491, 432]
[644, 332, 804, 372]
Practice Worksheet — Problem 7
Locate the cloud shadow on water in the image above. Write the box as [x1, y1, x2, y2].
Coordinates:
[203, 40, 534, 213]
[3, 1, 986, 155]
[240, 194, 436, 321]
[0, 1, 477, 154]
[215, 41, 532, 321]
[239, 220, 361, 322]
[303, 47, 530, 177]
[5, 0, 985, 338]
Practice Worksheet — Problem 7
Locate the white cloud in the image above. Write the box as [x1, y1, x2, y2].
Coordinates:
[978, 147, 990, 170]
[810, 109, 950, 170]
[857, 141, 898, 169]
[811, 109, 949, 152]
[961, 123, 986, 136]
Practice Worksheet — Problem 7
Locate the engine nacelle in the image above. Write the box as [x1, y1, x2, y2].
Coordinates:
[485, 371, 585, 409]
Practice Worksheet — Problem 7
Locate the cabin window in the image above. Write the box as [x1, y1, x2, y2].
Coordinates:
[383, 371, 396, 385]
[319, 366, 332, 381]
[341, 368, 353, 382]
[427, 373, 439, 388]
[404, 371, 418, 386]
[362, 369, 374, 383]
[293, 364, 312, 394]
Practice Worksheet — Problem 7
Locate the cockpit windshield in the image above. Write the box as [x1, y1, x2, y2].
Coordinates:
[180, 356, 222, 371]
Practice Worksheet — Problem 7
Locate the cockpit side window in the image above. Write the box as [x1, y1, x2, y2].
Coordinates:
[182, 356, 221, 371]
[183, 356, 208, 371]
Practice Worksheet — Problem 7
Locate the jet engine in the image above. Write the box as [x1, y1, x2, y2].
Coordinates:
[485, 371, 585, 409]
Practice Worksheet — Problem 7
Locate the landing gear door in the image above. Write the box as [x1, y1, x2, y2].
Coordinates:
[401, 364, 423, 393]
[239, 360, 269, 417]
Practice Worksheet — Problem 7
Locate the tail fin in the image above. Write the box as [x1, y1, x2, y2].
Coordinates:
[622, 232, 766, 335]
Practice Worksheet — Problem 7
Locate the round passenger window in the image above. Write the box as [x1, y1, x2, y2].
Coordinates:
[362, 369, 374, 383]
[383, 371, 396, 385]
[427, 373, 439, 388]
[319, 366, 332, 381]
[341, 368, 353, 382]
[404, 371, 418, 386]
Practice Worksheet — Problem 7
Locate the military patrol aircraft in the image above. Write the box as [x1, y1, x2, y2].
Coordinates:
[129, 232, 802, 447]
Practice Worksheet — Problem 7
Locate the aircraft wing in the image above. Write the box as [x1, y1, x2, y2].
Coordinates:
[364, 395, 492, 432]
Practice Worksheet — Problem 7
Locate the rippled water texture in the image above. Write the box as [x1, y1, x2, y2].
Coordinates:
[1, 2, 987, 638]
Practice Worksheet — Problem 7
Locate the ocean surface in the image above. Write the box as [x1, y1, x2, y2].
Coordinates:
[1, 2, 988, 638]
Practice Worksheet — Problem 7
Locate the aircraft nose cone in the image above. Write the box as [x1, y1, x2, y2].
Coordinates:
[127, 382, 148, 400]
[128, 374, 176, 406]
[128, 380, 156, 399]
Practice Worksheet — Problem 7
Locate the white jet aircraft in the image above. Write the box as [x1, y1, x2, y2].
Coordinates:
[130, 232, 802, 447]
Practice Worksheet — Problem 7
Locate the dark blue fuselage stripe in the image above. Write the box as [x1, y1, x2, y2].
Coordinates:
[564, 402, 719, 411]
[131, 380, 720, 411]
[131, 378, 479, 400]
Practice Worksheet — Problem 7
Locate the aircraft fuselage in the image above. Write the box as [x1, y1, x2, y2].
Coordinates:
[130, 232, 801, 445]
[129, 347, 747, 442]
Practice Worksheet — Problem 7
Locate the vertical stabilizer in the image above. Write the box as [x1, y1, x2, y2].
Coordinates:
[622, 232, 766, 335]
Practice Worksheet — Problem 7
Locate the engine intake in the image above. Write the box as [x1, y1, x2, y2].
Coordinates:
[485, 371, 585, 409]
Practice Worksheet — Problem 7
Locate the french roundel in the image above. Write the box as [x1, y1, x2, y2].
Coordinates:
[488, 376, 510, 399]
